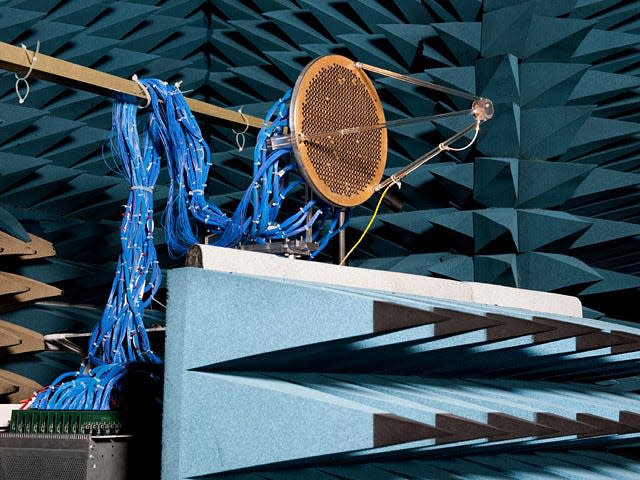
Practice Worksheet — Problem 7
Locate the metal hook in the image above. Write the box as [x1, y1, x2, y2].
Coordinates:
[14, 41, 40, 104]
[131, 74, 151, 109]
[232, 106, 250, 152]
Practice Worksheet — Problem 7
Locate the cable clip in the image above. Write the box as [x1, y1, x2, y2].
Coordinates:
[14, 41, 40, 104]
[132, 74, 151, 109]
[131, 185, 154, 193]
[232, 106, 250, 152]
[389, 175, 401, 189]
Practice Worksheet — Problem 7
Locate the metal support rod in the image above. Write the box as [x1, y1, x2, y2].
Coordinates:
[268, 109, 476, 150]
[375, 120, 479, 191]
[0, 41, 264, 129]
[300, 109, 473, 141]
[305, 186, 313, 243]
[338, 210, 347, 265]
[355, 61, 480, 102]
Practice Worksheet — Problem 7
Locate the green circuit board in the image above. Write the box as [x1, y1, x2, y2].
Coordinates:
[9, 409, 123, 435]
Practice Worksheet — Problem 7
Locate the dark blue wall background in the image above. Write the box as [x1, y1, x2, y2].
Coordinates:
[0, 0, 639, 390]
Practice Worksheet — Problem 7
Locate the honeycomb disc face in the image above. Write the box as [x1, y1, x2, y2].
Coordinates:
[290, 55, 387, 208]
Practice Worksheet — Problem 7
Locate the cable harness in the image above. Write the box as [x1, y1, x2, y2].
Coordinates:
[32, 80, 348, 410]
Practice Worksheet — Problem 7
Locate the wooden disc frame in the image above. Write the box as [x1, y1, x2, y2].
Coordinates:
[289, 55, 387, 208]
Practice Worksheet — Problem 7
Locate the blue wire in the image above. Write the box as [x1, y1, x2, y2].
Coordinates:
[33, 82, 351, 411]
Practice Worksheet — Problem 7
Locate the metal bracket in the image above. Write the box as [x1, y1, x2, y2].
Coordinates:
[238, 238, 318, 258]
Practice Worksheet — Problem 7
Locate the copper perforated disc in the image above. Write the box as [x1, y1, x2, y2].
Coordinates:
[290, 55, 387, 208]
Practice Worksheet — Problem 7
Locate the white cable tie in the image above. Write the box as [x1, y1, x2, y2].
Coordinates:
[14, 40, 40, 104]
[130, 185, 154, 193]
[232, 106, 250, 152]
[132, 74, 151, 109]
[190, 189, 204, 196]
[173, 80, 194, 95]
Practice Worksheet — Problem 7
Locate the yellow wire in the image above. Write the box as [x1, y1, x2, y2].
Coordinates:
[339, 184, 392, 266]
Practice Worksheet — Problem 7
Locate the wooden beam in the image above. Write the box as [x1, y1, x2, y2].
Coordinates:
[0, 41, 264, 129]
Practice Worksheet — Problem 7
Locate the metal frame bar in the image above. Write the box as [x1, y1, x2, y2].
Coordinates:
[375, 120, 480, 191]
[355, 61, 479, 101]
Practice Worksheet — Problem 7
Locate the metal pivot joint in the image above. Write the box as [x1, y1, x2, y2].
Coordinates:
[472, 98, 494, 123]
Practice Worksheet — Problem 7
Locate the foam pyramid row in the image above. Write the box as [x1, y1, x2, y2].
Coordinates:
[0, 207, 82, 403]
[162, 265, 640, 478]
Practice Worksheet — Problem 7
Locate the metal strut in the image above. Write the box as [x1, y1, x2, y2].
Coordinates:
[376, 120, 480, 191]
[269, 59, 494, 192]
[356, 62, 494, 187]
[355, 61, 480, 101]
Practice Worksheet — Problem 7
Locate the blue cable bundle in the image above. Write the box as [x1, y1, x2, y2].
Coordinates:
[31, 80, 349, 410]
[32, 98, 162, 409]
[246, 90, 351, 256]
[151, 82, 349, 256]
